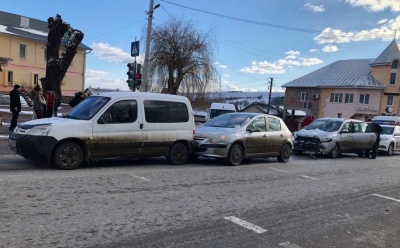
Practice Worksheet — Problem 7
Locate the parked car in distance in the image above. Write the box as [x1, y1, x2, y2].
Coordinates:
[372, 115, 400, 126]
[293, 118, 376, 158]
[205, 102, 237, 120]
[194, 113, 293, 166]
[378, 124, 400, 155]
[9, 92, 195, 169]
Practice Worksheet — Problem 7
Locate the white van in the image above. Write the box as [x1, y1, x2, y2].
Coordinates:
[207, 102, 237, 120]
[372, 115, 400, 126]
[9, 92, 195, 169]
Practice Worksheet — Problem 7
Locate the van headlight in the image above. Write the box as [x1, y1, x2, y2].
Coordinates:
[26, 125, 52, 136]
[319, 136, 332, 142]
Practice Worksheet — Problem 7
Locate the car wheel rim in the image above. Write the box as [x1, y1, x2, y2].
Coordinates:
[389, 145, 394, 155]
[60, 146, 80, 167]
[171, 144, 186, 164]
[283, 145, 291, 160]
[232, 146, 243, 164]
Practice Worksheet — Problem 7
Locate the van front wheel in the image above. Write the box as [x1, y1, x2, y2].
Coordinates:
[168, 142, 188, 165]
[53, 142, 83, 170]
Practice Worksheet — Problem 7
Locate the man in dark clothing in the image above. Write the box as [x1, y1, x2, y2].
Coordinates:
[69, 91, 85, 108]
[370, 122, 383, 159]
[9, 84, 21, 131]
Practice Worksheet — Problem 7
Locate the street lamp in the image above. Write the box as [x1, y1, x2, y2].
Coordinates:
[141, 0, 160, 92]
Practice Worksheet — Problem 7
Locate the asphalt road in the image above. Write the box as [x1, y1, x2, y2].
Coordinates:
[0, 137, 400, 248]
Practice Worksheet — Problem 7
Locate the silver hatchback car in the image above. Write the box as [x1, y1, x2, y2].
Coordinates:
[194, 113, 293, 165]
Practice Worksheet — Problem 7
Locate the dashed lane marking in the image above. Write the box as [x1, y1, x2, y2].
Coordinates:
[279, 241, 303, 248]
[131, 175, 150, 181]
[372, 193, 400, 203]
[299, 175, 319, 180]
[223, 216, 267, 234]
[270, 167, 290, 173]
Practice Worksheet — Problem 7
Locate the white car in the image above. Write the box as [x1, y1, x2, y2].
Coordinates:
[378, 125, 400, 155]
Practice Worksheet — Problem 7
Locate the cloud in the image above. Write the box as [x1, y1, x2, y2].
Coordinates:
[85, 69, 130, 91]
[314, 16, 400, 44]
[309, 48, 319, 52]
[322, 44, 339, 52]
[345, 0, 400, 12]
[91, 42, 142, 64]
[240, 51, 323, 74]
[304, 3, 325, 13]
[377, 19, 388, 24]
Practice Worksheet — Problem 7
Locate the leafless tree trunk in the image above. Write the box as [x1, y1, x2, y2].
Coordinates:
[147, 17, 220, 95]
[44, 14, 84, 101]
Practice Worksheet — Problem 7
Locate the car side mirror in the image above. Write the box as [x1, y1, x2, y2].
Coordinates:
[340, 128, 349, 133]
[97, 117, 105, 124]
[247, 127, 261, 133]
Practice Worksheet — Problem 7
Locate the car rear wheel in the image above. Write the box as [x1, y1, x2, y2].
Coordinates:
[227, 143, 243, 166]
[387, 143, 394, 156]
[328, 144, 340, 159]
[53, 142, 83, 170]
[168, 142, 188, 165]
[277, 143, 292, 162]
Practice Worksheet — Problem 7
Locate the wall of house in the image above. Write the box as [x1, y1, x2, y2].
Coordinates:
[284, 87, 321, 118]
[371, 65, 400, 116]
[321, 88, 381, 120]
[241, 105, 263, 114]
[0, 33, 86, 97]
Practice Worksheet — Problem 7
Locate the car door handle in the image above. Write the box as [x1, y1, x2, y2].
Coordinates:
[263, 134, 267, 137]
[140, 123, 144, 129]
[280, 134, 284, 137]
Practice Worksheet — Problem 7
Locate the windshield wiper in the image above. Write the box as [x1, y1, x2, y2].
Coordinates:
[63, 115, 79, 119]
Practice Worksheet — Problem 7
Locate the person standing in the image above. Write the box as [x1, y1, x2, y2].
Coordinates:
[9, 84, 21, 131]
[45, 87, 56, 117]
[68, 91, 85, 108]
[369, 121, 383, 159]
[33, 91, 46, 119]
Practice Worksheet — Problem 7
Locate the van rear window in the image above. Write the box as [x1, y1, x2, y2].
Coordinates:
[144, 100, 189, 123]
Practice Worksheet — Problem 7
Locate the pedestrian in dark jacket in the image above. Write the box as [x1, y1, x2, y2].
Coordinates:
[369, 122, 383, 159]
[69, 91, 85, 108]
[9, 84, 21, 131]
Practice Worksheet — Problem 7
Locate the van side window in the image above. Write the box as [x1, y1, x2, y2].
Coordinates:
[267, 117, 281, 131]
[103, 100, 137, 123]
[144, 100, 189, 123]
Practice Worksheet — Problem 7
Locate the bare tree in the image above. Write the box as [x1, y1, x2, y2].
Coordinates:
[43, 14, 84, 102]
[148, 17, 220, 95]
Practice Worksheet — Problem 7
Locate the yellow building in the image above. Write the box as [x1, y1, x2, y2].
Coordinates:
[0, 11, 91, 97]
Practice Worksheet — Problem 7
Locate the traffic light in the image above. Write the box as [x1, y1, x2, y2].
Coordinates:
[135, 73, 142, 89]
[126, 62, 136, 88]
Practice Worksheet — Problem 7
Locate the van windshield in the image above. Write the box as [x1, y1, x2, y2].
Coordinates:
[210, 109, 236, 119]
[64, 96, 110, 120]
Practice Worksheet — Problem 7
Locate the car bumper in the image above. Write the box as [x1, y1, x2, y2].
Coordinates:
[194, 141, 230, 158]
[378, 140, 391, 152]
[293, 140, 333, 154]
[9, 133, 58, 162]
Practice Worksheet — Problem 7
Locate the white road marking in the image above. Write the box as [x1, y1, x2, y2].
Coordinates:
[279, 241, 302, 248]
[131, 175, 150, 181]
[223, 216, 267, 234]
[0, 135, 9, 139]
[299, 175, 319, 180]
[372, 193, 400, 203]
[270, 167, 290, 173]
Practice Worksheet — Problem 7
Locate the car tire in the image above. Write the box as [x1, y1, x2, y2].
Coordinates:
[168, 142, 188, 165]
[387, 143, 394, 156]
[328, 144, 340, 159]
[227, 143, 243, 166]
[277, 143, 292, 162]
[53, 142, 84, 170]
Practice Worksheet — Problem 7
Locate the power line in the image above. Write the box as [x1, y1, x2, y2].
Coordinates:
[160, 0, 394, 40]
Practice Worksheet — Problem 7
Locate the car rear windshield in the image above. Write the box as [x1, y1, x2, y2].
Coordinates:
[204, 113, 254, 128]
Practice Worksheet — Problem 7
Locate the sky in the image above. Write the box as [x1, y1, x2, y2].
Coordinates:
[2, 0, 400, 93]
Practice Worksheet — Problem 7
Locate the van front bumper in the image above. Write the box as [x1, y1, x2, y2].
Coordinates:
[9, 133, 58, 162]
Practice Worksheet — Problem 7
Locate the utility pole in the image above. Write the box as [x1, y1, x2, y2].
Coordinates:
[267, 77, 273, 114]
[141, 0, 159, 92]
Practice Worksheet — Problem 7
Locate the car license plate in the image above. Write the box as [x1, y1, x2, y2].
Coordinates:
[8, 139, 16, 148]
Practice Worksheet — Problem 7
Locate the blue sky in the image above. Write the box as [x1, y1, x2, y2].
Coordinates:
[2, 0, 400, 92]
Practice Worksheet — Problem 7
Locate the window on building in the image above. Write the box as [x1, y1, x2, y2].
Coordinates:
[297, 92, 307, 102]
[344, 93, 354, 103]
[330, 93, 343, 103]
[20, 44, 26, 59]
[390, 60, 399, 85]
[387, 95, 394, 106]
[359, 94, 370, 104]
[7, 71, 13, 85]
[33, 74, 39, 86]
